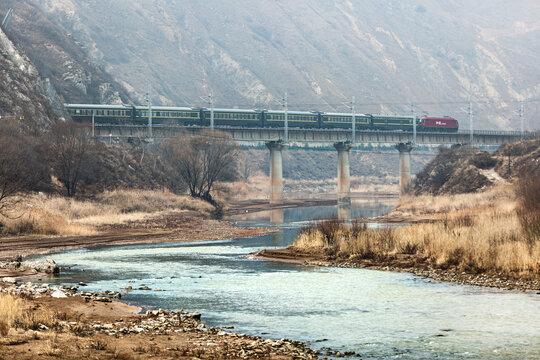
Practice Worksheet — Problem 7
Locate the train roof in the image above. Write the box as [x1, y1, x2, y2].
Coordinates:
[64, 104, 131, 109]
[134, 106, 198, 111]
[265, 110, 318, 115]
[322, 112, 369, 117]
[371, 114, 415, 119]
[205, 108, 259, 113]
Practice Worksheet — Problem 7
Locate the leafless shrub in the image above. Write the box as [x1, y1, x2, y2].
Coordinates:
[399, 241, 420, 255]
[316, 218, 342, 247]
[89, 339, 108, 351]
[161, 129, 239, 204]
[516, 171, 540, 250]
[0, 119, 49, 217]
[46, 121, 97, 197]
[0, 320, 9, 337]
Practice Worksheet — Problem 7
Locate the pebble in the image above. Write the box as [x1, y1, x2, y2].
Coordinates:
[50, 290, 68, 298]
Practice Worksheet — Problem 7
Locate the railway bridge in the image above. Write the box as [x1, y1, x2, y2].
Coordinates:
[93, 123, 529, 208]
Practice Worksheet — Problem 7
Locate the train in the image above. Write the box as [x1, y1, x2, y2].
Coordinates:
[64, 104, 459, 133]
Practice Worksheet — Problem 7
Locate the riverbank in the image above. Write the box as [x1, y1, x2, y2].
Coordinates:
[0, 281, 318, 359]
[0, 212, 272, 263]
[254, 248, 540, 291]
[0, 191, 340, 359]
[255, 185, 540, 292]
[0, 190, 281, 265]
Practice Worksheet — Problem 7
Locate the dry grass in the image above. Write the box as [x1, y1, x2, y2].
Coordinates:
[294, 184, 540, 278]
[0, 190, 214, 236]
[516, 173, 540, 248]
[390, 184, 516, 219]
[0, 294, 59, 336]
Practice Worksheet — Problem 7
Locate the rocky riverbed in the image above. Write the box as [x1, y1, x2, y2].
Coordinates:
[1, 278, 322, 359]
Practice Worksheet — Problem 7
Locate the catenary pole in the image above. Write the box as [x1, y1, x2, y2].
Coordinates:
[410, 103, 416, 144]
[200, 91, 214, 131]
[468, 99, 473, 145]
[342, 97, 356, 143]
[352, 96, 356, 144]
[520, 101, 524, 140]
[284, 93, 288, 142]
[147, 84, 153, 139]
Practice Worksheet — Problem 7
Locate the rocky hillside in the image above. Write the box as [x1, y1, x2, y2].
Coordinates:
[0, 1, 130, 116]
[413, 137, 540, 195]
[0, 24, 56, 130]
[29, 0, 540, 130]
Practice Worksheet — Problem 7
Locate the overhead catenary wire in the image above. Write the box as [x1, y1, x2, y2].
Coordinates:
[193, 97, 540, 113]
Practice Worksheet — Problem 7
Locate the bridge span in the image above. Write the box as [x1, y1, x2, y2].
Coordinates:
[94, 123, 524, 146]
[93, 123, 535, 207]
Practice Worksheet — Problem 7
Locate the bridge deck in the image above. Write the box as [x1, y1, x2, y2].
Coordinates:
[93, 123, 532, 146]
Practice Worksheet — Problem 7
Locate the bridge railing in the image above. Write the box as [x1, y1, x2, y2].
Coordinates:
[92, 123, 537, 137]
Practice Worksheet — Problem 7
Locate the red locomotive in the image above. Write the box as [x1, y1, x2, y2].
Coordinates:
[418, 116, 459, 133]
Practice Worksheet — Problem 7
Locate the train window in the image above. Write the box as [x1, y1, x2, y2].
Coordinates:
[75, 109, 81, 114]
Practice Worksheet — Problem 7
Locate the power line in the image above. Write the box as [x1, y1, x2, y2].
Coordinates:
[202, 97, 540, 111]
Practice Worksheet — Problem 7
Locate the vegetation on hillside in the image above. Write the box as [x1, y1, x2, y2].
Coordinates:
[413, 145, 493, 195]
[0, 118, 241, 234]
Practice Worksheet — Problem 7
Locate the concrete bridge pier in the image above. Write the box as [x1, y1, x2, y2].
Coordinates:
[266, 141, 287, 204]
[334, 142, 353, 204]
[396, 142, 414, 195]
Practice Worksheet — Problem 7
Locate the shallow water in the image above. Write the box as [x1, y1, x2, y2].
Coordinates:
[38, 200, 540, 359]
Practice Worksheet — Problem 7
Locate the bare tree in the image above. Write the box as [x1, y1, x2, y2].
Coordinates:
[237, 150, 254, 182]
[47, 121, 94, 197]
[0, 120, 49, 215]
[161, 129, 239, 204]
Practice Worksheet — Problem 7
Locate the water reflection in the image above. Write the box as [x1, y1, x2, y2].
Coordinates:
[228, 199, 395, 225]
[270, 209, 284, 224]
[337, 203, 351, 221]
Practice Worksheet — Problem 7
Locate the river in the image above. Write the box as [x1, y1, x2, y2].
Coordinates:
[37, 200, 540, 359]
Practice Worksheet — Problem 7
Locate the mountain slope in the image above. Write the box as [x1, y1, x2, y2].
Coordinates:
[0, 25, 56, 130]
[0, 0, 131, 108]
[29, 0, 540, 129]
